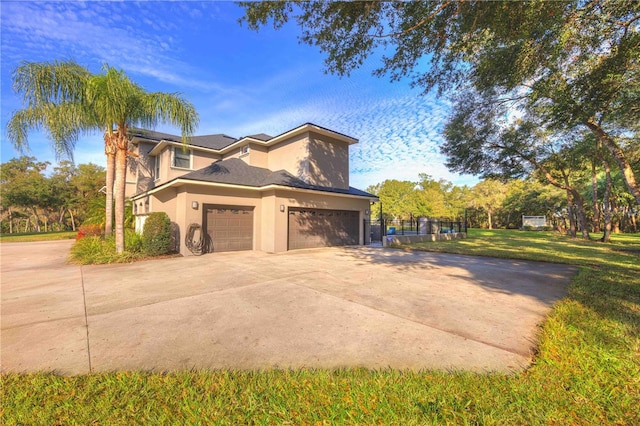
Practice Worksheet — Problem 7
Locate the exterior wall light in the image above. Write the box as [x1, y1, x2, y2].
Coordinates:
[192, 201, 199, 210]
[365, 210, 369, 215]
[280, 204, 285, 212]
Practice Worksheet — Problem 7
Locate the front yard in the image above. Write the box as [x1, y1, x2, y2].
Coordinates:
[2, 229, 639, 424]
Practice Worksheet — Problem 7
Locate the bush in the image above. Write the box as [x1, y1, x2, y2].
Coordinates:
[69, 236, 138, 265]
[76, 223, 102, 240]
[125, 229, 143, 253]
[142, 212, 172, 256]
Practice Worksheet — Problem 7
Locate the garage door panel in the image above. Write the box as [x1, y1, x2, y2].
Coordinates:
[206, 205, 254, 252]
[288, 208, 358, 250]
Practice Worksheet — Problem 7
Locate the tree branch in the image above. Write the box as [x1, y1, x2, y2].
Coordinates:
[371, 1, 453, 39]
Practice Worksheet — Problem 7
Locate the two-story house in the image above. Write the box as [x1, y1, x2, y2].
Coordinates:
[127, 123, 377, 255]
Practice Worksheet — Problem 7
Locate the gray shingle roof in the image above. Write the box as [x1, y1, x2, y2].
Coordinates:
[129, 128, 238, 150]
[178, 158, 375, 198]
[246, 133, 272, 141]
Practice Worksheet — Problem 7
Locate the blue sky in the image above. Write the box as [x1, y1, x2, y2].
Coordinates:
[1, 1, 477, 189]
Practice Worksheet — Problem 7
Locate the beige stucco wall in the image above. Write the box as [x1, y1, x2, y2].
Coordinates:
[149, 146, 220, 189]
[168, 184, 263, 255]
[165, 147, 219, 182]
[265, 132, 350, 189]
[247, 144, 269, 168]
[307, 132, 349, 189]
[143, 184, 371, 255]
[267, 133, 309, 180]
[126, 141, 156, 198]
[191, 149, 221, 169]
[220, 142, 268, 167]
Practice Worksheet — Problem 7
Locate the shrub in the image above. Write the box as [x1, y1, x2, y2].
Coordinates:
[142, 212, 172, 256]
[125, 229, 143, 253]
[76, 223, 102, 240]
[523, 225, 534, 231]
[69, 236, 137, 264]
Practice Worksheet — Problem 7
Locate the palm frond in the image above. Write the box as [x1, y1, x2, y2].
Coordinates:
[141, 92, 200, 142]
[7, 103, 96, 160]
[12, 60, 91, 108]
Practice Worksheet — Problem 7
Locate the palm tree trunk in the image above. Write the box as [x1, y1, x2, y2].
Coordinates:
[105, 142, 116, 236]
[114, 147, 127, 253]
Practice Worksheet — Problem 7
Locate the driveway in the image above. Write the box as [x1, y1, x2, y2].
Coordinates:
[1, 240, 576, 375]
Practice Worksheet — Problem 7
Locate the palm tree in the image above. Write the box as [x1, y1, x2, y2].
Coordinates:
[7, 60, 199, 253]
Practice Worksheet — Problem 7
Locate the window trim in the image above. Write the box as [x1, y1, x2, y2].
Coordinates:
[240, 145, 250, 156]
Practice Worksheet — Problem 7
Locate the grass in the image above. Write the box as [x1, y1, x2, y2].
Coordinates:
[2, 229, 639, 424]
[0, 230, 77, 243]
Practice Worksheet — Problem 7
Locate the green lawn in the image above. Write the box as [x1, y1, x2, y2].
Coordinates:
[0, 231, 77, 243]
[2, 230, 639, 424]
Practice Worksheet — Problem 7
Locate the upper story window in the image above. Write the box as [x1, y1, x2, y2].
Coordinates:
[172, 147, 191, 169]
[154, 156, 160, 180]
[241, 145, 250, 155]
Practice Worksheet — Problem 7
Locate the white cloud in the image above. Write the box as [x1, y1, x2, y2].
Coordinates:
[0, 2, 219, 92]
[1, 1, 477, 189]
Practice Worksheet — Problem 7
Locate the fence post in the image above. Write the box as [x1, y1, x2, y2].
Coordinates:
[464, 209, 468, 233]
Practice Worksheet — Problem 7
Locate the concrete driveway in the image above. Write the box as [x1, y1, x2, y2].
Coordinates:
[1, 240, 576, 375]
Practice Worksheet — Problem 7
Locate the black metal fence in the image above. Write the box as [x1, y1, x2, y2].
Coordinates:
[364, 218, 465, 245]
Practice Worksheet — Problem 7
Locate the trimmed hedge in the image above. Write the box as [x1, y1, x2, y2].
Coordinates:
[142, 212, 172, 256]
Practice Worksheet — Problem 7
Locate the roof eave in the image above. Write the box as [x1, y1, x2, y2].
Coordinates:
[131, 178, 378, 201]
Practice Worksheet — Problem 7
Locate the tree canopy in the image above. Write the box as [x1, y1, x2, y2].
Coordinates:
[7, 60, 199, 252]
[241, 0, 640, 204]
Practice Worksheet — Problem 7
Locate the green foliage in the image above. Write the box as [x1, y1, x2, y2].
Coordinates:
[241, 0, 640, 204]
[367, 176, 468, 220]
[7, 59, 199, 253]
[77, 223, 102, 238]
[125, 230, 143, 254]
[68, 230, 145, 264]
[0, 156, 52, 210]
[1, 156, 106, 233]
[142, 212, 172, 256]
[69, 236, 139, 265]
[4, 230, 639, 424]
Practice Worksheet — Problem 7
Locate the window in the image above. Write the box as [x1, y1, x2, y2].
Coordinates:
[241, 145, 250, 155]
[173, 147, 191, 169]
[154, 156, 160, 180]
